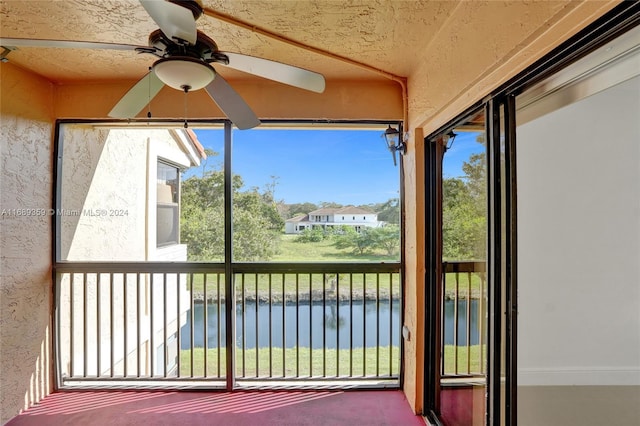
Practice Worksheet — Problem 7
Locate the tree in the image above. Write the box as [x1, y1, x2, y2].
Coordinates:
[332, 225, 399, 256]
[233, 189, 284, 260]
[180, 170, 226, 261]
[334, 227, 373, 255]
[373, 198, 400, 225]
[295, 227, 325, 243]
[370, 225, 400, 256]
[319, 201, 342, 209]
[180, 170, 283, 261]
[199, 148, 220, 177]
[442, 150, 487, 261]
[283, 202, 318, 219]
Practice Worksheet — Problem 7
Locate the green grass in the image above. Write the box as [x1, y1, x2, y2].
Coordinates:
[177, 345, 482, 378]
[187, 272, 400, 300]
[186, 236, 401, 298]
[443, 344, 485, 375]
[444, 272, 486, 298]
[274, 235, 398, 262]
[179, 346, 400, 378]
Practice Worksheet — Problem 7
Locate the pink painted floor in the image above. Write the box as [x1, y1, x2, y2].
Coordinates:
[439, 387, 485, 426]
[6, 389, 425, 426]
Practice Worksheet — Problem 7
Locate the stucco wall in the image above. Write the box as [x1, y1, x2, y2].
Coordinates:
[409, 0, 619, 135]
[0, 63, 54, 423]
[53, 79, 403, 122]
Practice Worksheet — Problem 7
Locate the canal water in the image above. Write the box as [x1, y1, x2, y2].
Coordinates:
[181, 299, 479, 349]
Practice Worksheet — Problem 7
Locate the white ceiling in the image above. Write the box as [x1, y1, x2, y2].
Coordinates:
[0, 0, 458, 85]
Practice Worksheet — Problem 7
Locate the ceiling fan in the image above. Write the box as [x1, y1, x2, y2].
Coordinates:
[0, 0, 326, 129]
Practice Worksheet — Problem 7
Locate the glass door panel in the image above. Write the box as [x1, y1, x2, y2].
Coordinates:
[439, 112, 488, 426]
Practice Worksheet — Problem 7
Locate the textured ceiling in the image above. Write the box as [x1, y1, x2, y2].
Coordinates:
[0, 0, 457, 85]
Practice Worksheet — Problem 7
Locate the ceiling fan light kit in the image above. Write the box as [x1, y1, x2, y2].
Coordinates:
[0, 0, 326, 130]
[152, 56, 215, 91]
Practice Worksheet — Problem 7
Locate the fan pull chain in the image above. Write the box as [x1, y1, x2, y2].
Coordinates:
[183, 86, 189, 128]
[147, 67, 152, 119]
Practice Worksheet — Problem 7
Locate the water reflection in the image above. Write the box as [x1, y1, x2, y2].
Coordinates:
[180, 298, 480, 350]
[181, 299, 401, 349]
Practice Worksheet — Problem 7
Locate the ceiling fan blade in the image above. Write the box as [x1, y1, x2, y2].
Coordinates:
[139, 0, 197, 45]
[0, 37, 142, 51]
[205, 75, 260, 130]
[220, 52, 326, 93]
[109, 72, 165, 118]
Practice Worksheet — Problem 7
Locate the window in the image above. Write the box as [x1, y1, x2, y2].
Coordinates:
[157, 161, 179, 247]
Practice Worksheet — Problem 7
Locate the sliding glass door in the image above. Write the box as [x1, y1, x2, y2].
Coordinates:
[424, 101, 516, 426]
[423, 8, 638, 425]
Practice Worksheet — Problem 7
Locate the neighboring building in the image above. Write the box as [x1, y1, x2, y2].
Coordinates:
[57, 126, 205, 378]
[59, 127, 205, 262]
[285, 206, 384, 234]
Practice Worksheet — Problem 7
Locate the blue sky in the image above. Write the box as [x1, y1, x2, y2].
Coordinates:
[441, 131, 485, 180]
[187, 127, 484, 205]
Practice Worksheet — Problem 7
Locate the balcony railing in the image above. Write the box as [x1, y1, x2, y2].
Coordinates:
[441, 261, 486, 378]
[54, 262, 401, 389]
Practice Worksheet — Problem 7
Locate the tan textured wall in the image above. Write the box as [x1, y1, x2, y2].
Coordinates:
[0, 63, 55, 423]
[401, 0, 619, 412]
[409, 0, 620, 135]
[401, 128, 426, 411]
[54, 79, 403, 121]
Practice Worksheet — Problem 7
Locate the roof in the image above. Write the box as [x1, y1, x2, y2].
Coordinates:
[285, 214, 309, 223]
[186, 128, 207, 160]
[308, 206, 375, 216]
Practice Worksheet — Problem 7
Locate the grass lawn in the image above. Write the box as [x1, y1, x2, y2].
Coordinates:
[187, 235, 401, 298]
[274, 235, 398, 262]
[178, 344, 482, 378]
[443, 344, 485, 375]
[188, 272, 401, 300]
[443, 272, 486, 298]
[179, 345, 400, 378]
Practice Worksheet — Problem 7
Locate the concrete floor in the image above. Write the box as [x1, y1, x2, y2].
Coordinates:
[5, 389, 426, 426]
[435, 384, 640, 426]
[518, 385, 640, 426]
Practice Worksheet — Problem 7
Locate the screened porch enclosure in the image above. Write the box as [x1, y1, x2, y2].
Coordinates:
[53, 121, 403, 389]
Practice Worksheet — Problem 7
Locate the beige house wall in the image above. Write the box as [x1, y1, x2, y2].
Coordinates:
[55, 126, 195, 381]
[0, 64, 55, 423]
[0, 1, 623, 421]
[59, 126, 195, 261]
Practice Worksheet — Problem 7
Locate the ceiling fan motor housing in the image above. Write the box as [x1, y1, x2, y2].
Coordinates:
[148, 29, 228, 64]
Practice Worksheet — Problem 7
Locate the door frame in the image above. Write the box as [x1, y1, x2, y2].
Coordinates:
[421, 4, 639, 424]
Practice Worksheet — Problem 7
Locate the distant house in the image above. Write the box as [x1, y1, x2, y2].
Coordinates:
[285, 206, 384, 234]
